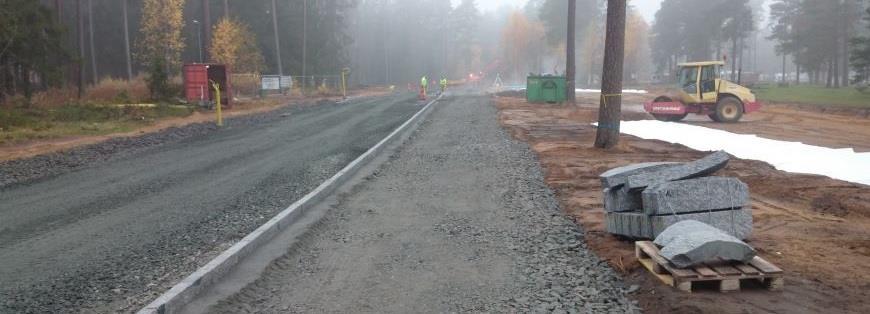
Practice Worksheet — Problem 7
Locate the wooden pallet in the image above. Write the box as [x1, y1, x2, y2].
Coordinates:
[635, 241, 784, 293]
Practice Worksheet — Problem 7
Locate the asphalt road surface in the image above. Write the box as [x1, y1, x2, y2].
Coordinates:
[209, 94, 637, 313]
[0, 94, 421, 313]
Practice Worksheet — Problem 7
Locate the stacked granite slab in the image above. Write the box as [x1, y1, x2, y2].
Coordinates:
[602, 151, 753, 240]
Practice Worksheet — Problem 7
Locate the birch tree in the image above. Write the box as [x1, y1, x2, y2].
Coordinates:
[136, 0, 186, 72]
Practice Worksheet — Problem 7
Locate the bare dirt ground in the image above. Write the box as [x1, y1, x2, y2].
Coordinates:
[0, 87, 391, 162]
[496, 94, 870, 314]
[578, 90, 870, 152]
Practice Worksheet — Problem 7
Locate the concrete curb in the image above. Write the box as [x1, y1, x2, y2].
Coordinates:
[139, 95, 441, 314]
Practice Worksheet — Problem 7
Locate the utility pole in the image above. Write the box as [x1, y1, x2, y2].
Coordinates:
[302, 0, 308, 95]
[594, 0, 627, 149]
[384, 11, 390, 84]
[566, 0, 576, 105]
[123, 0, 133, 80]
[223, 0, 229, 18]
[88, 0, 97, 84]
[202, 0, 211, 62]
[271, 0, 283, 76]
[193, 20, 203, 62]
[77, 0, 84, 98]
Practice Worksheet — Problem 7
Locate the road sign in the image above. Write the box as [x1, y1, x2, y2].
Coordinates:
[281, 76, 293, 89]
[261, 75, 281, 90]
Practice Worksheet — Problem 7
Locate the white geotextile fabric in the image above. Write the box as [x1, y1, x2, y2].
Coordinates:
[575, 89, 648, 94]
[612, 120, 870, 186]
[501, 86, 649, 94]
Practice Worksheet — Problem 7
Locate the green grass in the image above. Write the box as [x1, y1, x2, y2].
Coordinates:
[0, 104, 194, 145]
[753, 84, 870, 107]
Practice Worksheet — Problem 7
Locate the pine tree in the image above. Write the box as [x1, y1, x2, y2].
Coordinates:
[594, 0, 627, 149]
[0, 0, 69, 103]
[850, 7, 870, 87]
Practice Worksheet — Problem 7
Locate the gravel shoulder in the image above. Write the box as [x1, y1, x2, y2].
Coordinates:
[211, 93, 637, 313]
[496, 95, 870, 313]
[0, 94, 421, 313]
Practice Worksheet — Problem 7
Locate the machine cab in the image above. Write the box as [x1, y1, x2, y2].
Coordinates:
[676, 61, 724, 105]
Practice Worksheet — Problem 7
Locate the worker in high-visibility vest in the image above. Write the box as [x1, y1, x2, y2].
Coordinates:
[440, 77, 448, 94]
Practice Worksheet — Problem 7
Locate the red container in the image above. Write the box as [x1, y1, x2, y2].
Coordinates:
[183, 63, 232, 107]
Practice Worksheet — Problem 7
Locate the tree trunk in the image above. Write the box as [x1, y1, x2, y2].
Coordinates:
[384, 11, 390, 84]
[753, 31, 758, 72]
[826, 60, 833, 88]
[202, 0, 211, 62]
[730, 38, 737, 81]
[22, 64, 32, 99]
[123, 0, 132, 81]
[781, 53, 786, 85]
[834, 49, 841, 88]
[795, 63, 800, 85]
[302, 0, 308, 95]
[271, 0, 282, 76]
[88, 0, 97, 84]
[77, 0, 84, 98]
[1, 57, 7, 102]
[594, 0, 626, 149]
[565, 0, 576, 105]
[737, 36, 744, 85]
[842, 2, 851, 86]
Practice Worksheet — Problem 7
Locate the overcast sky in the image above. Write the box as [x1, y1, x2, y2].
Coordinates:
[632, 0, 664, 22]
[451, 0, 665, 23]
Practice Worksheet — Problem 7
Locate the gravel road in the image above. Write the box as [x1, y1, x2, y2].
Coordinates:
[0, 94, 421, 313]
[210, 94, 639, 313]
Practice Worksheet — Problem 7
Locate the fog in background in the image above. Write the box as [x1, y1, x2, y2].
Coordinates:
[10, 0, 868, 99]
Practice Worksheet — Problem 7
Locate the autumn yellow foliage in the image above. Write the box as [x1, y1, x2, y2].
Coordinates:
[501, 11, 545, 81]
[624, 8, 650, 82]
[135, 0, 186, 71]
[209, 18, 265, 74]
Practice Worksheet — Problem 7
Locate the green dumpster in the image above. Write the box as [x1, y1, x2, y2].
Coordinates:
[526, 75, 567, 104]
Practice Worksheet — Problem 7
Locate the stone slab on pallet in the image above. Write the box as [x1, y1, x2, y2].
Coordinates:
[600, 162, 679, 189]
[642, 177, 749, 215]
[605, 209, 753, 240]
[654, 220, 756, 268]
[635, 241, 783, 293]
[625, 151, 730, 190]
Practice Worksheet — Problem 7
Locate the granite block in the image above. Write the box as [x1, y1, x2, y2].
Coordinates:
[603, 186, 643, 212]
[642, 177, 749, 215]
[625, 151, 730, 190]
[654, 220, 757, 268]
[599, 162, 680, 188]
[605, 208, 752, 239]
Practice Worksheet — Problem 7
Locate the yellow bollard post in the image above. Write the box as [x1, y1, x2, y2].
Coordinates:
[341, 72, 347, 99]
[210, 80, 223, 127]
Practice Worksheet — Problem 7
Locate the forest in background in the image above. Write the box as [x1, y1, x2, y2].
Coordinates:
[3, 0, 870, 106]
